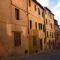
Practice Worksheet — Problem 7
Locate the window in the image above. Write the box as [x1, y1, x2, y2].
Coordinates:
[14, 31, 21, 47]
[46, 31, 48, 37]
[43, 25, 44, 30]
[34, 5, 36, 11]
[39, 23, 42, 30]
[29, 0, 31, 7]
[39, 23, 41, 30]
[35, 22, 37, 29]
[41, 24, 42, 30]
[33, 36, 37, 46]
[52, 32, 53, 38]
[51, 23, 52, 28]
[30, 20, 32, 29]
[46, 19, 48, 24]
[50, 32, 51, 37]
[42, 11, 44, 17]
[38, 8, 40, 15]
[15, 8, 19, 20]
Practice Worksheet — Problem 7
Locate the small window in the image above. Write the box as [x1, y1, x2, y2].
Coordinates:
[46, 31, 48, 37]
[50, 32, 51, 37]
[51, 23, 52, 28]
[39, 23, 41, 30]
[46, 19, 48, 24]
[43, 25, 44, 30]
[52, 32, 53, 38]
[38, 8, 40, 15]
[42, 11, 44, 17]
[41, 24, 42, 30]
[29, 0, 31, 7]
[14, 31, 21, 47]
[15, 8, 19, 20]
[35, 22, 37, 29]
[30, 20, 32, 29]
[39, 23, 42, 30]
[34, 5, 36, 11]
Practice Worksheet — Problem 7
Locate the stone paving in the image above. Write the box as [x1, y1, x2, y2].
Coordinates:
[1, 49, 60, 60]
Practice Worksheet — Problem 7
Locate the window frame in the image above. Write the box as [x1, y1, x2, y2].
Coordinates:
[15, 8, 19, 20]
[29, 0, 31, 7]
[14, 31, 21, 47]
[38, 8, 40, 15]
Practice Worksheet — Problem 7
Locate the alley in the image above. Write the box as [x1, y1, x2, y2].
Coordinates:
[1, 49, 60, 60]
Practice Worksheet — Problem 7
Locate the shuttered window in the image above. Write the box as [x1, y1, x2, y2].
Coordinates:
[14, 31, 21, 47]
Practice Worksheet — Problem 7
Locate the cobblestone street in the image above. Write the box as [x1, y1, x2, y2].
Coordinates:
[1, 49, 60, 60]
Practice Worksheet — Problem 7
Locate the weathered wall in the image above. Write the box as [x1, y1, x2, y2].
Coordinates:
[0, 0, 29, 56]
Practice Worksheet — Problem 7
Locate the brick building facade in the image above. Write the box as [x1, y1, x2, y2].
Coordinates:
[0, 0, 56, 57]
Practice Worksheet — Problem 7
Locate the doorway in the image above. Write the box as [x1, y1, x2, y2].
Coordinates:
[40, 39, 43, 50]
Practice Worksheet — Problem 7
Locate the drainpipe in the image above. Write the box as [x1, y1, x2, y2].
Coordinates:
[27, 0, 29, 55]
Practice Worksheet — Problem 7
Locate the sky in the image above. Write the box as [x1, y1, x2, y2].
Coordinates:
[37, 0, 60, 25]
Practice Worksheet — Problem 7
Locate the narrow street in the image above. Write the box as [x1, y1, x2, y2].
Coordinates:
[1, 49, 60, 60]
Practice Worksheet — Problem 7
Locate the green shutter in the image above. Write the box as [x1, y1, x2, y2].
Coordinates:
[41, 24, 42, 30]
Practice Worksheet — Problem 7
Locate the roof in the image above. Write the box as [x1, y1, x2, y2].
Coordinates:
[44, 7, 54, 16]
[32, 0, 44, 10]
[51, 12, 54, 16]
[44, 7, 51, 12]
[54, 19, 59, 27]
[32, 0, 54, 16]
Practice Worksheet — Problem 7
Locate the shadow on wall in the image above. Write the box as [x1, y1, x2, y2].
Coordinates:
[0, 43, 8, 57]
